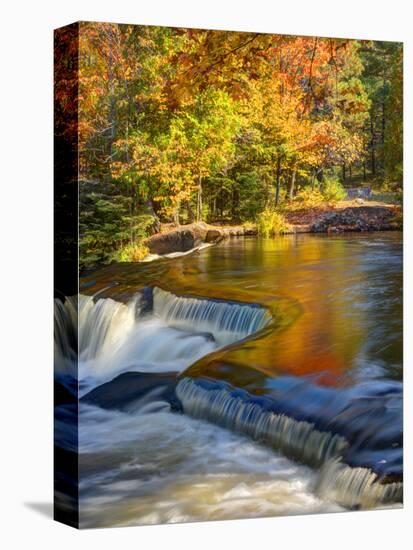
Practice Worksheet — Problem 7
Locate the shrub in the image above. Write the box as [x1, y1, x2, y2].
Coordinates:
[289, 178, 346, 209]
[257, 209, 291, 237]
[292, 188, 325, 209]
[116, 243, 149, 262]
[322, 176, 347, 203]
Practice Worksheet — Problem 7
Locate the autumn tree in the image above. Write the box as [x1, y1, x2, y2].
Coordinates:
[76, 23, 402, 267]
[383, 45, 403, 184]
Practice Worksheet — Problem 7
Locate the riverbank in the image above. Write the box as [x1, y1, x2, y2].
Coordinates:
[145, 203, 401, 256]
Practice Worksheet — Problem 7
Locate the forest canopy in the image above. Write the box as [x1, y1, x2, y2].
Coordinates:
[56, 23, 402, 267]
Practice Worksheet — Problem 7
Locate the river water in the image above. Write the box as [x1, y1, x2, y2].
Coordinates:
[57, 232, 402, 528]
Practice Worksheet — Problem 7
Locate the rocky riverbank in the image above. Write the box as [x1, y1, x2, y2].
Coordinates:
[145, 204, 401, 256]
[290, 205, 401, 234]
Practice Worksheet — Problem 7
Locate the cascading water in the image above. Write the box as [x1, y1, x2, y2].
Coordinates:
[78, 294, 140, 362]
[75, 288, 339, 527]
[175, 377, 349, 468]
[78, 401, 341, 528]
[70, 287, 272, 392]
[153, 287, 272, 346]
[54, 295, 77, 376]
[175, 377, 403, 509]
[54, 286, 402, 523]
[315, 459, 403, 509]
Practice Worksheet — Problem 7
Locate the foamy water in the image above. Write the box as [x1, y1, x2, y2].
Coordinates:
[67, 289, 341, 527]
[79, 403, 341, 528]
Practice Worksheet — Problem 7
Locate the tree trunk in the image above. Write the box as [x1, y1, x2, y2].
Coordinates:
[275, 156, 282, 207]
[173, 203, 180, 226]
[288, 167, 297, 200]
[349, 164, 352, 182]
[108, 26, 115, 157]
[342, 164, 346, 183]
[363, 162, 366, 181]
[231, 188, 240, 221]
[196, 175, 203, 222]
[186, 200, 195, 223]
[212, 197, 217, 220]
[145, 199, 161, 234]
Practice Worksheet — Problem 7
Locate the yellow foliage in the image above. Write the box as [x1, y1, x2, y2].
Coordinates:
[289, 189, 326, 209]
[257, 209, 291, 237]
[117, 243, 149, 263]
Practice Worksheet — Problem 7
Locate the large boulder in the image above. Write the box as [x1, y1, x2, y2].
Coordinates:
[146, 222, 258, 255]
[146, 229, 195, 255]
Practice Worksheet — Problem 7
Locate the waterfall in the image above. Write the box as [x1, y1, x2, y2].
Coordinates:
[315, 459, 403, 509]
[176, 377, 348, 468]
[55, 287, 402, 514]
[54, 296, 78, 376]
[75, 290, 250, 388]
[78, 294, 140, 361]
[176, 377, 403, 508]
[153, 287, 272, 346]
[57, 287, 271, 370]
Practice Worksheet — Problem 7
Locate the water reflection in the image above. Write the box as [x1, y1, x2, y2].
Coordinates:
[185, 233, 402, 386]
[81, 233, 402, 386]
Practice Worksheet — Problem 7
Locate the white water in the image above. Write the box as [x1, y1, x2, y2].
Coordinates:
[79, 402, 342, 528]
[142, 242, 213, 262]
[55, 289, 400, 527]
[176, 377, 348, 468]
[54, 296, 77, 377]
[176, 378, 402, 509]
[316, 459, 403, 508]
[66, 289, 341, 527]
[76, 292, 220, 391]
[72, 288, 271, 391]
[153, 287, 272, 346]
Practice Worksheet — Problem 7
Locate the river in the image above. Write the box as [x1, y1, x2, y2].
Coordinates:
[55, 232, 402, 528]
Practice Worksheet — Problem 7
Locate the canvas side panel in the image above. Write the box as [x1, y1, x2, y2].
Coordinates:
[54, 22, 79, 529]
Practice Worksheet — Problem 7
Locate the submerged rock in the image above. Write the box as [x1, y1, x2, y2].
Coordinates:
[81, 371, 181, 412]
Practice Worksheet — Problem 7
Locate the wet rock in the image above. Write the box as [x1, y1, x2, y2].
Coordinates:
[147, 223, 258, 254]
[146, 228, 195, 255]
[81, 371, 181, 412]
[140, 286, 153, 314]
[205, 229, 225, 243]
[54, 376, 77, 406]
